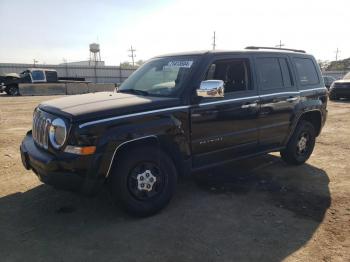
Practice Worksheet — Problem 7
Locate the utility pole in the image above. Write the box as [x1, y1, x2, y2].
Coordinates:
[335, 48, 340, 61]
[275, 40, 285, 48]
[33, 59, 38, 67]
[62, 58, 69, 77]
[212, 31, 216, 50]
[128, 45, 136, 67]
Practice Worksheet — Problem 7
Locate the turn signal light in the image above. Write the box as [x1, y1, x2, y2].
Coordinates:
[64, 145, 96, 155]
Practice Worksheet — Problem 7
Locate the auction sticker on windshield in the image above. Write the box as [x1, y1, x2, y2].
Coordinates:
[165, 60, 193, 68]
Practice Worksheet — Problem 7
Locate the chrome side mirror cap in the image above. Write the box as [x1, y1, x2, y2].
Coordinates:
[196, 80, 224, 98]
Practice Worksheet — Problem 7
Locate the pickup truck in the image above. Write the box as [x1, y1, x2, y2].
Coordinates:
[20, 47, 328, 216]
[329, 72, 350, 100]
[0, 68, 85, 96]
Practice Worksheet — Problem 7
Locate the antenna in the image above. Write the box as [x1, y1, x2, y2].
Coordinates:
[128, 45, 136, 67]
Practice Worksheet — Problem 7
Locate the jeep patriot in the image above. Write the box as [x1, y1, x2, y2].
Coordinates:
[20, 47, 328, 216]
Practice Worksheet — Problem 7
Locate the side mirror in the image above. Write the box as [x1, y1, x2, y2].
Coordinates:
[196, 80, 224, 98]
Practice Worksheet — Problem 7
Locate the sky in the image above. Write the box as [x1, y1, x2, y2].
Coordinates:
[0, 0, 349, 65]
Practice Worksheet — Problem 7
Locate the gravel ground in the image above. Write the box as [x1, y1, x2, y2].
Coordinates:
[0, 94, 349, 262]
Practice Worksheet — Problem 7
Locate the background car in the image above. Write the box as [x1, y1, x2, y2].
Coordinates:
[323, 75, 336, 89]
[329, 72, 350, 100]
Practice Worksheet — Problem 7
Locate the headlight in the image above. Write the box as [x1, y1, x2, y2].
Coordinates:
[49, 118, 67, 149]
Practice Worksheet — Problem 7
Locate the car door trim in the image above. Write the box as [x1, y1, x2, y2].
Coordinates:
[79, 106, 190, 128]
[79, 88, 327, 128]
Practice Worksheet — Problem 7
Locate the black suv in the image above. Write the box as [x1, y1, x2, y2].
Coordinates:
[20, 47, 328, 216]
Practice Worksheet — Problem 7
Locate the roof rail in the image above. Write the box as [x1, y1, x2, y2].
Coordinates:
[245, 46, 306, 53]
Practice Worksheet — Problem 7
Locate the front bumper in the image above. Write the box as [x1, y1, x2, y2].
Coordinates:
[20, 131, 103, 194]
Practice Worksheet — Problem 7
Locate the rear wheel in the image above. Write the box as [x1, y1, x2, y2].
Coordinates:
[281, 120, 316, 165]
[7, 85, 19, 96]
[110, 146, 177, 217]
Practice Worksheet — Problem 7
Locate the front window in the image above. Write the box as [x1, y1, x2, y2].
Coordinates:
[119, 56, 198, 97]
[31, 70, 46, 82]
[204, 59, 252, 93]
[344, 72, 350, 80]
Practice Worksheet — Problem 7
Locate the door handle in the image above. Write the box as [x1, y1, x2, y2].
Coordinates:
[286, 97, 298, 102]
[241, 102, 258, 109]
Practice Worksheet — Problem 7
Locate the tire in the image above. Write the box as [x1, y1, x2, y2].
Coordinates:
[329, 95, 337, 101]
[7, 85, 19, 96]
[110, 146, 177, 217]
[329, 92, 337, 101]
[280, 120, 316, 165]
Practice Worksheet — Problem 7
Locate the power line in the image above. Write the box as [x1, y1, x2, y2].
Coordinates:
[128, 45, 136, 67]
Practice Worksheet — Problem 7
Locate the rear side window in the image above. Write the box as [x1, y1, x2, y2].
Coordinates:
[256, 58, 285, 90]
[45, 71, 57, 82]
[294, 58, 319, 85]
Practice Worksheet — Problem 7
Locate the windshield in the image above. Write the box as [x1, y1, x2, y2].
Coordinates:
[119, 56, 198, 97]
[20, 70, 30, 77]
[343, 72, 350, 80]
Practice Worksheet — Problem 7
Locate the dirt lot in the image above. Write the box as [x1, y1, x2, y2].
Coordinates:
[0, 94, 349, 262]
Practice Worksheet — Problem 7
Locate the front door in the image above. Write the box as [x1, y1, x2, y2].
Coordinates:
[190, 56, 260, 168]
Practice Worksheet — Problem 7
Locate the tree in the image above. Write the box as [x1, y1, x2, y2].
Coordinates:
[326, 58, 350, 71]
[120, 61, 144, 68]
[120, 61, 133, 68]
[318, 60, 330, 71]
[136, 60, 145, 66]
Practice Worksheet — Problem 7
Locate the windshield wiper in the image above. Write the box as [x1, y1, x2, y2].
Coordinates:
[119, 89, 149, 96]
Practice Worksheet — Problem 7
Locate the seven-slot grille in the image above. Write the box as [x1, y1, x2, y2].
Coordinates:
[32, 109, 51, 149]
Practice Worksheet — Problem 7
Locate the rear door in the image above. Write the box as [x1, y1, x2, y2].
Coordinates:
[254, 55, 299, 150]
[190, 55, 260, 168]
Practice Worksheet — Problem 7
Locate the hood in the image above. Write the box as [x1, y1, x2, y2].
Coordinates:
[39, 92, 180, 122]
[5, 73, 20, 78]
[334, 79, 350, 84]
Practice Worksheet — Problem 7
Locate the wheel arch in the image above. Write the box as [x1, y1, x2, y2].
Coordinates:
[105, 135, 188, 179]
[298, 110, 322, 136]
[284, 109, 323, 146]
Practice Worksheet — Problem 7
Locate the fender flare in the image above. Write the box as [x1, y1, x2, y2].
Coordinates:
[105, 135, 159, 178]
[285, 109, 322, 144]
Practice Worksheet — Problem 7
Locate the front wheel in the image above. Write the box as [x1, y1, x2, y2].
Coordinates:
[110, 146, 177, 217]
[7, 85, 19, 96]
[281, 120, 316, 165]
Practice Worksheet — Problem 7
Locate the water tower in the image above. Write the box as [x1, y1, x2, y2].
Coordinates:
[89, 43, 101, 66]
